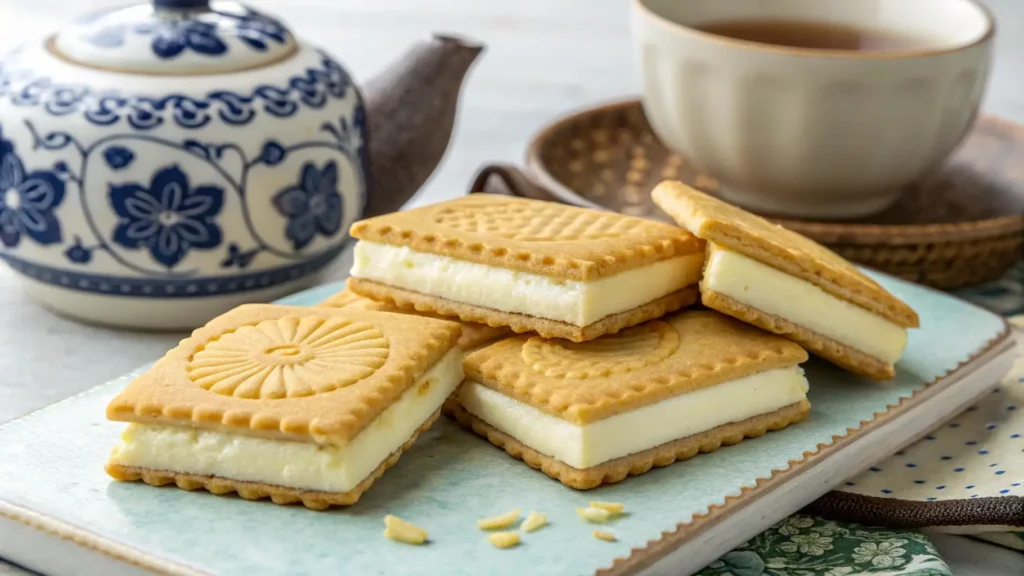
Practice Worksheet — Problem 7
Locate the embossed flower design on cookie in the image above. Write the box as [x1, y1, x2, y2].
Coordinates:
[522, 321, 680, 378]
[273, 160, 343, 251]
[433, 200, 644, 242]
[110, 165, 224, 268]
[187, 315, 389, 399]
[0, 133, 65, 248]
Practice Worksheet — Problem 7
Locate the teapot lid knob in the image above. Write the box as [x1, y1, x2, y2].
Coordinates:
[51, 0, 297, 75]
[152, 0, 211, 8]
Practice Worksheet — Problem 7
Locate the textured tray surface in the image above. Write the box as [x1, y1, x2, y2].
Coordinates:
[0, 273, 1009, 576]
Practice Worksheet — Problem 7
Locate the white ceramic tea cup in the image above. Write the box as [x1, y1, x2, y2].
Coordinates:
[631, 0, 995, 219]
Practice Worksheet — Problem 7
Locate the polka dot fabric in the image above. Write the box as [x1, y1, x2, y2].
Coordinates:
[839, 350, 1024, 502]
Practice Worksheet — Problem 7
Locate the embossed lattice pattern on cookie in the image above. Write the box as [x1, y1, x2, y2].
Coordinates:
[433, 198, 644, 241]
[350, 193, 703, 281]
[188, 316, 389, 399]
[521, 320, 680, 378]
[106, 304, 461, 444]
[464, 310, 808, 424]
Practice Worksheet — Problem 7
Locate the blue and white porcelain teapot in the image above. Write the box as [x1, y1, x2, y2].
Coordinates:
[0, 0, 481, 329]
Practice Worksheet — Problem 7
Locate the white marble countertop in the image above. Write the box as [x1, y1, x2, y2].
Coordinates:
[1, 0, 1023, 574]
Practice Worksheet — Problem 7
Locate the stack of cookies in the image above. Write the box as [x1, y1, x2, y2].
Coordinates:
[340, 185, 918, 489]
[102, 181, 918, 506]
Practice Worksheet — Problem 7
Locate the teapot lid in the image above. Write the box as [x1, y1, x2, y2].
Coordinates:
[52, 0, 297, 75]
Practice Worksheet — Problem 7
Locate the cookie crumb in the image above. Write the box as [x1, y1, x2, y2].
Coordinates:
[383, 514, 428, 545]
[477, 508, 521, 530]
[589, 501, 624, 515]
[576, 506, 612, 523]
[593, 530, 617, 542]
[521, 511, 548, 532]
[488, 531, 521, 549]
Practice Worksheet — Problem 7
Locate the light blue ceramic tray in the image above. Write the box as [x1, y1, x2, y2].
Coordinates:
[0, 273, 1016, 576]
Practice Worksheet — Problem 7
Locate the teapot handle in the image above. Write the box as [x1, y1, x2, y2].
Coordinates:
[468, 163, 576, 203]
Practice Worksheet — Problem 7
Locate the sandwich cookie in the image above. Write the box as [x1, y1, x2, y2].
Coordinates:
[104, 304, 463, 509]
[347, 193, 704, 342]
[652, 181, 920, 380]
[321, 288, 512, 351]
[450, 310, 811, 489]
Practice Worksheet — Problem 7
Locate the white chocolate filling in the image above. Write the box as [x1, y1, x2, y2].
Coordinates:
[108, 348, 464, 494]
[350, 241, 702, 326]
[702, 246, 908, 364]
[458, 366, 809, 469]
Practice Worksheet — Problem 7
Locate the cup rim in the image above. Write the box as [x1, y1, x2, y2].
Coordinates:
[632, 0, 996, 59]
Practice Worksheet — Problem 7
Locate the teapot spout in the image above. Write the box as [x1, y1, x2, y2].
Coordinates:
[361, 34, 484, 218]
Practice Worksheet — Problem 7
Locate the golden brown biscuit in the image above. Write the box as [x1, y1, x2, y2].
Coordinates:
[350, 193, 703, 281]
[348, 278, 699, 343]
[652, 181, 918, 379]
[347, 194, 704, 341]
[449, 400, 809, 490]
[105, 304, 464, 508]
[702, 291, 894, 380]
[105, 409, 440, 510]
[319, 288, 388, 311]
[452, 310, 811, 487]
[320, 288, 511, 350]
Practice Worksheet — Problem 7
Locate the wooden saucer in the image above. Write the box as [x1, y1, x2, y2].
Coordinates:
[478, 99, 1024, 290]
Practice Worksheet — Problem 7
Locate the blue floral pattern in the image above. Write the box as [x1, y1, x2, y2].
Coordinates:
[257, 140, 286, 166]
[146, 20, 228, 59]
[103, 146, 134, 170]
[232, 9, 288, 51]
[110, 165, 224, 268]
[84, 20, 226, 58]
[78, 7, 288, 59]
[219, 242, 259, 269]
[0, 132, 65, 248]
[64, 236, 92, 264]
[0, 52, 351, 130]
[0, 98, 365, 295]
[273, 161, 342, 251]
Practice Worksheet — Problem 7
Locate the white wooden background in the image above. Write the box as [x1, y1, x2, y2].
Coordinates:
[0, 1, 1023, 574]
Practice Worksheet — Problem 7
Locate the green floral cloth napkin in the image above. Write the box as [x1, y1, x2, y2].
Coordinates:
[697, 515, 951, 576]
